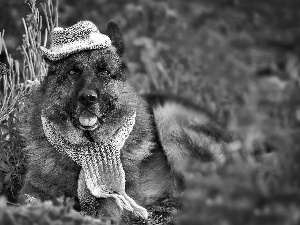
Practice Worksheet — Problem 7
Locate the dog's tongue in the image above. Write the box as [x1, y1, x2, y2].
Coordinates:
[79, 112, 98, 127]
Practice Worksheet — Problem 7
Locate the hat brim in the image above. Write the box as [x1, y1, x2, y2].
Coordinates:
[41, 39, 111, 61]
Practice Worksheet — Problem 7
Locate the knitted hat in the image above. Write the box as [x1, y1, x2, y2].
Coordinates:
[40, 21, 111, 61]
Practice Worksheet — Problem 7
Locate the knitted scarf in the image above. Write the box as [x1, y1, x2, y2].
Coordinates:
[41, 112, 148, 219]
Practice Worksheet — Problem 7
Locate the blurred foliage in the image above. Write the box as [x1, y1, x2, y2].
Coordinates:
[0, 0, 300, 224]
[0, 197, 109, 225]
[176, 131, 300, 225]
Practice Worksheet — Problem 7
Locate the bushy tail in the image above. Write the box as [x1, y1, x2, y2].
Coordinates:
[147, 94, 231, 175]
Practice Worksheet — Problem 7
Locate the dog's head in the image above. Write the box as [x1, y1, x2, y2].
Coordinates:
[40, 21, 138, 143]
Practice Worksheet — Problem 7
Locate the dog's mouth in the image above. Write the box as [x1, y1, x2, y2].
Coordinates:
[71, 104, 109, 132]
[78, 111, 99, 131]
[75, 109, 107, 131]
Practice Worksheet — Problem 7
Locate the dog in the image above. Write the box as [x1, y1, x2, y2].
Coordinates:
[18, 21, 229, 224]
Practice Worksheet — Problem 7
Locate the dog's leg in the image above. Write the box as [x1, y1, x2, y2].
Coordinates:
[19, 170, 61, 204]
[19, 155, 80, 205]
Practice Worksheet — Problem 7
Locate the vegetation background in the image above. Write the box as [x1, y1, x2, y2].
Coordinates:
[1, 0, 300, 224]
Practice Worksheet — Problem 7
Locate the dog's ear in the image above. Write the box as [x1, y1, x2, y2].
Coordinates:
[106, 21, 124, 56]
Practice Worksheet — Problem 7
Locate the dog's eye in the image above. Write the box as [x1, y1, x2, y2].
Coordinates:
[97, 66, 110, 77]
[69, 69, 77, 75]
[101, 69, 110, 76]
[68, 66, 81, 75]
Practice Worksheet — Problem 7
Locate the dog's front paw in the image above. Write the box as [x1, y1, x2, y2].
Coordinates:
[19, 193, 42, 205]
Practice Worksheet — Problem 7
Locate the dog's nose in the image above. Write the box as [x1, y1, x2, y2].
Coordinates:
[77, 89, 98, 106]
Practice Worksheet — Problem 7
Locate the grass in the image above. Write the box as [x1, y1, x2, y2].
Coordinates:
[0, 0, 57, 203]
[1, 0, 300, 224]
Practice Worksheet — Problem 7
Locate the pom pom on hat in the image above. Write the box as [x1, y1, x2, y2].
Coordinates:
[40, 21, 111, 61]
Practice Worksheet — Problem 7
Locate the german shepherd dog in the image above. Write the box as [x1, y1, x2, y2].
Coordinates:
[19, 21, 229, 224]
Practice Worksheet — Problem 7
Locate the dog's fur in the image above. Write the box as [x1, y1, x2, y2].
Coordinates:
[19, 21, 230, 223]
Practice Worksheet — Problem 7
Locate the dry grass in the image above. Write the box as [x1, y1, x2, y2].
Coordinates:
[0, 0, 57, 203]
